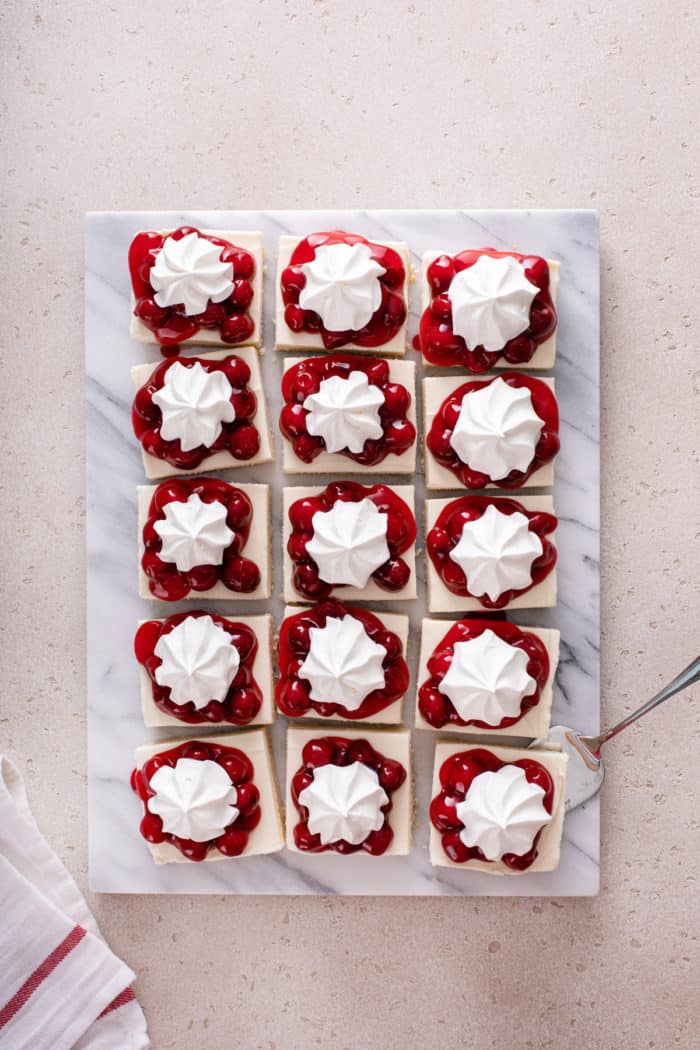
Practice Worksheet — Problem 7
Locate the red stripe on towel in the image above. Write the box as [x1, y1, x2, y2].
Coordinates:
[98, 986, 136, 1018]
[0, 925, 87, 1029]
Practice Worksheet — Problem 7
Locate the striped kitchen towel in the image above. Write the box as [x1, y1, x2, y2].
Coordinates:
[0, 756, 149, 1050]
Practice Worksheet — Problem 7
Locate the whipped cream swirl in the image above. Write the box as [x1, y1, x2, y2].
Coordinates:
[456, 764, 551, 860]
[448, 255, 539, 351]
[154, 615, 240, 708]
[440, 629, 536, 724]
[298, 761, 389, 845]
[303, 371, 384, 453]
[298, 615, 386, 709]
[147, 758, 239, 842]
[154, 493, 234, 572]
[299, 242, 385, 331]
[153, 361, 235, 451]
[150, 232, 234, 316]
[450, 377, 544, 479]
[449, 504, 542, 602]
[305, 498, 390, 588]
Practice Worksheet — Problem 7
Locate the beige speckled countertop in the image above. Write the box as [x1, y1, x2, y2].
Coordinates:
[2, 2, 699, 1047]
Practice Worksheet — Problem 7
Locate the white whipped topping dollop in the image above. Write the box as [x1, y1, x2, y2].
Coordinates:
[153, 361, 235, 452]
[298, 761, 389, 845]
[440, 629, 536, 724]
[450, 377, 543, 480]
[449, 504, 542, 602]
[154, 615, 240, 708]
[299, 242, 385, 331]
[304, 371, 384, 453]
[448, 255, 539, 351]
[305, 498, 390, 588]
[154, 493, 234, 572]
[147, 757, 239, 842]
[456, 764, 551, 860]
[150, 232, 234, 316]
[298, 616, 386, 709]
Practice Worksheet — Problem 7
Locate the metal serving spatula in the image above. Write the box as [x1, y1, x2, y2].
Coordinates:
[532, 653, 700, 812]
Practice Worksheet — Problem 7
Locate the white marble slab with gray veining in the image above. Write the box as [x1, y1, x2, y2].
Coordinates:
[85, 209, 599, 895]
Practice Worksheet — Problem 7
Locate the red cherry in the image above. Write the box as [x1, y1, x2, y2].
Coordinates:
[216, 828, 248, 856]
[281, 266, 305, 297]
[230, 424, 260, 461]
[294, 822, 321, 851]
[220, 754, 251, 785]
[221, 314, 254, 344]
[135, 296, 170, 326]
[302, 739, 336, 767]
[378, 759, 405, 792]
[285, 304, 306, 331]
[140, 813, 164, 843]
[373, 557, 410, 592]
[230, 686, 260, 723]
[364, 824, 393, 855]
[279, 679, 311, 716]
[182, 742, 212, 761]
[149, 571, 190, 602]
[226, 491, 252, 528]
[224, 355, 251, 386]
[287, 622, 310, 653]
[223, 557, 260, 593]
[293, 563, 328, 599]
[234, 781, 260, 814]
[365, 359, 389, 386]
[229, 279, 253, 309]
[192, 301, 227, 328]
[504, 334, 534, 363]
[418, 687, 449, 728]
[220, 249, 254, 279]
[187, 565, 219, 592]
[381, 383, 409, 418]
[155, 314, 199, 346]
[430, 293, 452, 320]
[280, 403, 307, 438]
[428, 255, 455, 293]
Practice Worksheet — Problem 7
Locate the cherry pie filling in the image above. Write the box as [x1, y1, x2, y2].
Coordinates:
[277, 599, 409, 720]
[129, 226, 256, 353]
[430, 748, 554, 869]
[135, 611, 262, 726]
[426, 373, 560, 488]
[280, 231, 406, 349]
[132, 355, 260, 470]
[131, 739, 261, 862]
[287, 481, 417, 601]
[418, 618, 549, 730]
[416, 248, 557, 370]
[291, 736, 406, 855]
[280, 354, 415, 465]
[142, 478, 260, 601]
[426, 495, 557, 609]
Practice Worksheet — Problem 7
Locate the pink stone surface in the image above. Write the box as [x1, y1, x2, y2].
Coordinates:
[1, 2, 698, 1047]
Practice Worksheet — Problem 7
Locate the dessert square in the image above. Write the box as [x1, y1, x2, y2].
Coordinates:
[131, 347, 273, 480]
[274, 232, 410, 355]
[282, 482, 418, 603]
[138, 479, 271, 601]
[132, 729, 284, 864]
[429, 740, 568, 874]
[277, 602, 410, 724]
[423, 373, 558, 490]
[419, 249, 560, 370]
[415, 618, 559, 738]
[281, 355, 417, 474]
[129, 227, 264, 349]
[425, 493, 557, 613]
[285, 725, 412, 856]
[135, 612, 274, 728]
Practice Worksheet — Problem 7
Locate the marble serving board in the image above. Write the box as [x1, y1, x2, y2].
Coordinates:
[85, 209, 599, 895]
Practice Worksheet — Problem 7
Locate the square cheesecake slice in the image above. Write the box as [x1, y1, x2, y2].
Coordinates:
[277, 604, 409, 725]
[425, 494, 557, 613]
[286, 725, 412, 856]
[136, 612, 274, 728]
[131, 347, 273, 480]
[419, 249, 560, 370]
[130, 228, 264, 349]
[274, 233, 410, 355]
[429, 739, 568, 874]
[415, 617, 559, 739]
[132, 728, 283, 864]
[138, 480, 271, 601]
[423, 373, 557, 491]
[282, 483, 417, 603]
[281, 356, 417, 475]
